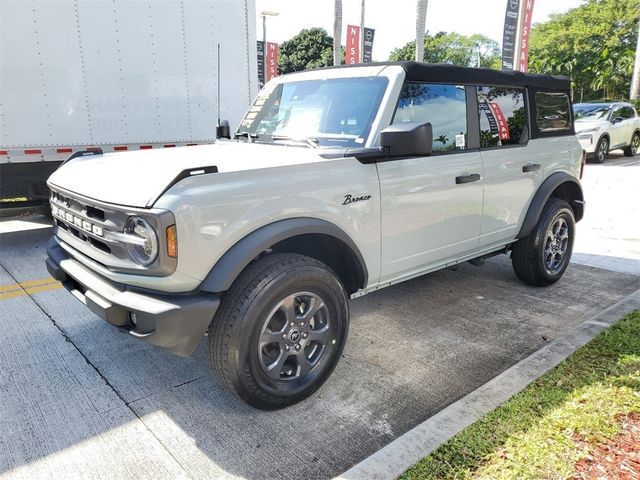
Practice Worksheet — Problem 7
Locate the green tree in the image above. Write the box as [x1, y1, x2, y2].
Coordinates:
[278, 28, 335, 74]
[528, 0, 640, 101]
[389, 32, 501, 69]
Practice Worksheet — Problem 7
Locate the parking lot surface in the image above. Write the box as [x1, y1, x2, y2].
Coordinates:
[1, 159, 639, 480]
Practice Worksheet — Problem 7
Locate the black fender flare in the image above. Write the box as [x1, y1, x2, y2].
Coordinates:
[516, 172, 584, 239]
[199, 217, 368, 293]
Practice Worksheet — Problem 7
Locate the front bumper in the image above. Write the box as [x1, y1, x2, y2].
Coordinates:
[46, 237, 219, 357]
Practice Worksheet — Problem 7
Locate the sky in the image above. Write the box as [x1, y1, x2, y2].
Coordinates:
[255, 0, 585, 61]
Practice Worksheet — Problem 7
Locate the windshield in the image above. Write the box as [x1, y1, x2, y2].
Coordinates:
[237, 77, 388, 147]
[573, 104, 610, 121]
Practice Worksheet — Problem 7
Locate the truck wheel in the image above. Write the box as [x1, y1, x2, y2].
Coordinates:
[623, 132, 639, 157]
[594, 136, 608, 163]
[511, 198, 575, 287]
[208, 253, 349, 409]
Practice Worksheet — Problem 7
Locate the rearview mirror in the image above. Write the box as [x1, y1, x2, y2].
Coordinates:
[379, 122, 432, 157]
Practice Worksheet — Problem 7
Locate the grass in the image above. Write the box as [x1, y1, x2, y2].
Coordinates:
[401, 310, 640, 480]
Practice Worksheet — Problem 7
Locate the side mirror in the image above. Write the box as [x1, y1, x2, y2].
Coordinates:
[379, 122, 433, 157]
[216, 120, 231, 139]
[611, 117, 624, 124]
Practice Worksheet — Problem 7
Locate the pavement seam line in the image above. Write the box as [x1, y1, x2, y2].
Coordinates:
[334, 288, 640, 480]
[1, 266, 195, 480]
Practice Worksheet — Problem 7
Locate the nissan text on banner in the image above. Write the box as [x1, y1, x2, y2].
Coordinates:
[518, 0, 535, 72]
[266, 42, 278, 82]
[345, 24, 360, 64]
[501, 0, 520, 70]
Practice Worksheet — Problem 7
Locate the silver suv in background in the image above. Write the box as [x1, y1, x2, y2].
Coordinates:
[46, 62, 585, 409]
[574, 102, 640, 163]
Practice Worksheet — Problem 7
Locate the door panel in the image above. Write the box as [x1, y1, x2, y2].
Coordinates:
[377, 152, 483, 283]
[609, 107, 627, 147]
[479, 146, 541, 246]
[475, 85, 540, 247]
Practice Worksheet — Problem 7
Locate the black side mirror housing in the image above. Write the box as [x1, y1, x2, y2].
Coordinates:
[379, 122, 433, 157]
[216, 120, 231, 139]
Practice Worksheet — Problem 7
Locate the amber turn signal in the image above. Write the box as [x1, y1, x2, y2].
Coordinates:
[166, 225, 177, 258]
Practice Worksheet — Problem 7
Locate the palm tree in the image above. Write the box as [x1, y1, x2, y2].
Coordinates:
[333, 0, 342, 66]
[631, 17, 640, 100]
[415, 0, 428, 62]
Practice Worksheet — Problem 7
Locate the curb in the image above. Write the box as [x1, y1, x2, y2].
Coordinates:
[335, 288, 640, 480]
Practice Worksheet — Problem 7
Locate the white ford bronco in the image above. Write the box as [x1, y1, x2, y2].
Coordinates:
[46, 62, 585, 409]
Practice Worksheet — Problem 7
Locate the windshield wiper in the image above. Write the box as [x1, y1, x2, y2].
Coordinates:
[233, 131, 258, 143]
[271, 134, 319, 148]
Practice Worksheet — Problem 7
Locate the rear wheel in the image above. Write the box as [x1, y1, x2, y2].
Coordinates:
[208, 253, 349, 409]
[511, 198, 575, 286]
[623, 131, 639, 157]
[594, 136, 609, 163]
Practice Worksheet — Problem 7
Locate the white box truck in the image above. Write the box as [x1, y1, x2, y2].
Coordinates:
[0, 0, 258, 213]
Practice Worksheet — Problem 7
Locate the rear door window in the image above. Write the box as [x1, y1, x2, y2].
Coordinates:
[536, 92, 572, 132]
[476, 86, 527, 148]
[393, 83, 468, 153]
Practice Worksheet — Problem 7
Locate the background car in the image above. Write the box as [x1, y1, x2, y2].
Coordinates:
[574, 102, 640, 163]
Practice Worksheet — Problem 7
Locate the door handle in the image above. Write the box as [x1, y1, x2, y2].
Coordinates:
[455, 173, 481, 184]
[522, 163, 541, 173]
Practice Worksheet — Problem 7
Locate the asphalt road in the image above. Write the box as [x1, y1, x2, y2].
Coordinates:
[1, 156, 639, 480]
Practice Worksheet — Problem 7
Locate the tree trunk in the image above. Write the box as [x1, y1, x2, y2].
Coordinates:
[631, 18, 640, 100]
[333, 0, 342, 66]
[415, 0, 428, 62]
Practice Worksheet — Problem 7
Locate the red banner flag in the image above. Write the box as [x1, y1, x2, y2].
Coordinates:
[345, 24, 360, 64]
[518, 0, 535, 72]
[266, 42, 278, 82]
[488, 102, 510, 141]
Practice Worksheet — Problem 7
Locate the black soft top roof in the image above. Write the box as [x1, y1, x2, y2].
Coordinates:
[322, 61, 570, 91]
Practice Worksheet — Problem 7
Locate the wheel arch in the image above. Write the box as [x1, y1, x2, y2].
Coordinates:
[517, 172, 584, 239]
[199, 218, 368, 295]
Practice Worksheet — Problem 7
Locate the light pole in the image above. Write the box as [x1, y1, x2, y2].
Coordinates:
[260, 10, 278, 83]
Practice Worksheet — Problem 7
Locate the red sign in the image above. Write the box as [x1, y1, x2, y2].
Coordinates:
[266, 42, 278, 82]
[345, 24, 360, 64]
[488, 102, 510, 141]
[518, 0, 535, 72]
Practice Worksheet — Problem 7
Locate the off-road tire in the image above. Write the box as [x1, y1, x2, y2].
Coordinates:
[511, 198, 575, 286]
[594, 136, 608, 163]
[208, 253, 349, 409]
[623, 131, 639, 157]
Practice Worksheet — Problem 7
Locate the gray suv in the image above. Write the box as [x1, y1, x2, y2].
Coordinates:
[46, 62, 585, 408]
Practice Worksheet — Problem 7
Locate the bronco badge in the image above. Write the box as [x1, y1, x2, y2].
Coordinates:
[342, 194, 371, 205]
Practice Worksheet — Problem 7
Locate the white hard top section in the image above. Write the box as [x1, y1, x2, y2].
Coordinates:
[47, 142, 335, 208]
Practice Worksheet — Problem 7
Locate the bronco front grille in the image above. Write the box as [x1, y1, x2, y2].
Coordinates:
[48, 186, 177, 276]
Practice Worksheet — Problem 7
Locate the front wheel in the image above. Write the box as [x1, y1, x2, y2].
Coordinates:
[623, 132, 639, 157]
[594, 136, 609, 163]
[208, 253, 349, 409]
[511, 198, 575, 286]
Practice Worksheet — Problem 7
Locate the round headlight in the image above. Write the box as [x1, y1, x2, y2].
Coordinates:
[124, 216, 158, 266]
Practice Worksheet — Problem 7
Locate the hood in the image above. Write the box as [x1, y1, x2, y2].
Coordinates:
[574, 119, 608, 133]
[47, 141, 334, 208]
